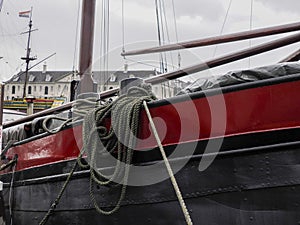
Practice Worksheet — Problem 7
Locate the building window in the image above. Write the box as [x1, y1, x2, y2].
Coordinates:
[12, 86, 15, 94]
[110, 74, 117, 82]
[45, 74, 52, 82]
[13, 76, 19, 82]
[45, 86, 48, 95]
[29, 75, 35, 82]
[28, 86, 32, 95]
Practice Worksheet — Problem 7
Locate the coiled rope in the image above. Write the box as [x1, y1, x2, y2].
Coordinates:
[40, 84, 191, 224]
[80, 85, 156, 215]
[41, 97, 99, 134]
[40, 86, 155, 223]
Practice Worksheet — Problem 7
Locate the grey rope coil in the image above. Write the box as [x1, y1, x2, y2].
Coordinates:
[42, 97, 99, 134]
[80, 85, 156, 215]
[39, 85, 156, 220]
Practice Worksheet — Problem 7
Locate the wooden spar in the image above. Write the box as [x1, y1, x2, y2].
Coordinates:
[122, 21, 300, 56]
[144, 32, 300, 85]
[3, 32, 300, 129]
[78, 0, 96, 93]
[279, 48, 300, 62]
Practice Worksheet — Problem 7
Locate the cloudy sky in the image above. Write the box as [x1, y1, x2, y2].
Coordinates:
[0, 0, 299, 82]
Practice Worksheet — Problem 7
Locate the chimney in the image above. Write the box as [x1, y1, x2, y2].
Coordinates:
[42, 62, 47, 74]
[123, 60, 128, 73]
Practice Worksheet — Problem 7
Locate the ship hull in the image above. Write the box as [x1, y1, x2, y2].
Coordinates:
[1, 70, 300, 224]
[1, 128, 300, 225]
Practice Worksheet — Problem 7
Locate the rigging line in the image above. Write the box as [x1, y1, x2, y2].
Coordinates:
[105, 0, 110, 88]
[72, 0, 81, 72]
[248, 0, 254, 67]
[121, 0, 125, 55]
[99, 0, 104, 70]
[171, 0, 181, 68]
[0, 0, 4, 11]
[212, 0, 233, 58]
[100, 0, 105, 86]
[158, 0, 168, 72]
[100, 0, 110, 89]
[0, 20, 20, 62]
[155, 0, 163, 73]
[161, 0, 175, 71]
[106, 0, 110, 81]
[125, 57, 160, 69]
[0, 32, 20, 37]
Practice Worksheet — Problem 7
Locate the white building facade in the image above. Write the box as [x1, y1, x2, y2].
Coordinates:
[4, 69, 187, 102]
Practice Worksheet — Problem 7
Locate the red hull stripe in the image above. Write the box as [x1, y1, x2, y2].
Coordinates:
[5, 79, 300, 171]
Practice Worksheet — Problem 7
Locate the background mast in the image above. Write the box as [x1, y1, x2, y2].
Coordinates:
[21, 7, 36, 98]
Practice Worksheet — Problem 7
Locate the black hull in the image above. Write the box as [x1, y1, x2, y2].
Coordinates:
[1, 128, 300, 225]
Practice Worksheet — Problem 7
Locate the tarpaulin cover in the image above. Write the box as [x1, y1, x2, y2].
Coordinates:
[177, 62, 300, 95]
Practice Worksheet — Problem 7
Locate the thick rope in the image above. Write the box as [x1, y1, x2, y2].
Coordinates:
[143, 100, 193, 225]
[42, 97, 98, 134]
[80, 85, 156, 215]
[39, 158, 79, 225]
[39, 85, 157, 221]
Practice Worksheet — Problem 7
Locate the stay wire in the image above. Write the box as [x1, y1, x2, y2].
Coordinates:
[248, 0, 254, 67]
[212, 0, 233, 58]
[171, 0, 181, 68]
[72, 0, 81, 72]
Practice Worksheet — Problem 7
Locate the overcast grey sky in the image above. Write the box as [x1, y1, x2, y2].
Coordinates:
[0, 0, 299, 82]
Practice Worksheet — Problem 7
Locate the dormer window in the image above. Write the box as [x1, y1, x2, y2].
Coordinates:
[110, 74, 117, 82]
[13, 76, 19, 82]
[129, 74, 135, 78]
[45, 74, 52, 82]
[29, 75, 35, 82]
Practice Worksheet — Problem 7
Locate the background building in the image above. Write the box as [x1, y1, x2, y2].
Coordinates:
[4, 65, 187, 103]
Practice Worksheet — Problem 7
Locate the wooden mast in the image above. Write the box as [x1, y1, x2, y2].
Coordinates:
[78, 0, 96, 94]
[121, 21, 300, 56]
[21, 8, 36, 98]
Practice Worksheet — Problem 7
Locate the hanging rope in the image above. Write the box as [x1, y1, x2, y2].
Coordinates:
[39, 160, 78, 225]
[37, 83, 191, 223]
[143, 101, 193, 225]
[171, 0, 181, 68]
[39, 86, 156, 223]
